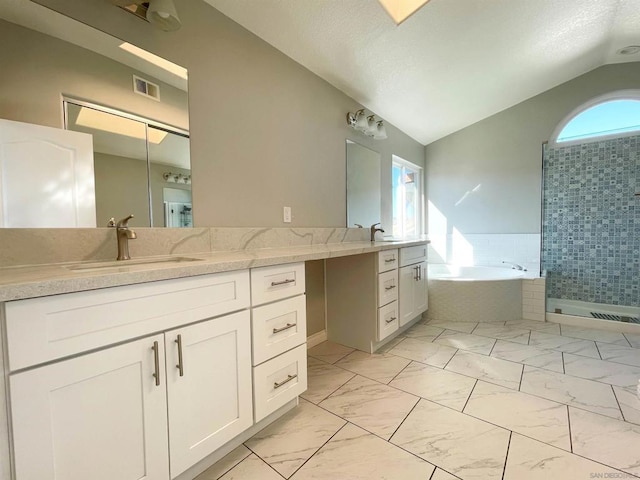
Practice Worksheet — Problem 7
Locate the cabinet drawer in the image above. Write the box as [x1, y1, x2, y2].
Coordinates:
[251, 263, 305, 306]
[5, 270, 250, 371]
[399, 244, 428, 267]
[377, 249, 398, 272]
[252, 295, 307, 366]
[378, 269, 398, 307]
[378, 301, 399, 341]
[253, 344, 307, 422]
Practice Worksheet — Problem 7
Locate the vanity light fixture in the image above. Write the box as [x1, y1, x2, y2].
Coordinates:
[113, 0, 182, 32]
[347, 109, 388, 140]
[163, 172, 191, 184]
[378, 0, 431, 25]
[146, 0, 181, 32]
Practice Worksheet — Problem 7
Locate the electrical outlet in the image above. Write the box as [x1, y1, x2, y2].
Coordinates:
[283, 206, 292, 223]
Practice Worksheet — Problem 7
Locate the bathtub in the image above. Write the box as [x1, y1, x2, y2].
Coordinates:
[427, 264, 524, 323]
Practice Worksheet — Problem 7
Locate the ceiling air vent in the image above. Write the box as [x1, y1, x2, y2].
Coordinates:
[133, 75, 160, 101]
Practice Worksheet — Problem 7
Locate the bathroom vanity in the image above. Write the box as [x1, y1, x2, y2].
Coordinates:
[0, 238, 428, 480]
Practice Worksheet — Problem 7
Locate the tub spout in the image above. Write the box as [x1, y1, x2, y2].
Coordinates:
[502, 261, 527, 272]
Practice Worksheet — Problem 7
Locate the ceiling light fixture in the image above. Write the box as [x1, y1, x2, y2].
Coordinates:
[347, 109, 388, 140]
[378, 0, 431, 25]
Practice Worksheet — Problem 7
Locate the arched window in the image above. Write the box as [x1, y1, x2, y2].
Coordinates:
[550, 91, 640, 146]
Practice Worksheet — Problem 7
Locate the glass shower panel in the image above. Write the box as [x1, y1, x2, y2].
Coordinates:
[541, 135, 640, 323]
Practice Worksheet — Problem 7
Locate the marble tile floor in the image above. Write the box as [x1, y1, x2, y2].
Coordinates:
[198, 318, 640, 480]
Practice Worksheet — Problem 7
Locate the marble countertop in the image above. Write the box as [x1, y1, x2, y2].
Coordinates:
[0, 239, 429, 302]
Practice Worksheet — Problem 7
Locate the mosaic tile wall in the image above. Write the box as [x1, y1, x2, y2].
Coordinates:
[542, 135, 639, 307]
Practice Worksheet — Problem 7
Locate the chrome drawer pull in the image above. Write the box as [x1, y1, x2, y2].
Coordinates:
[271, 278, 295, 287]
[273, 323, 296, 334]
[151, 341, 160, 387]
[274, 374, 297, 389]
[384, 257, 396, 263]
[385, 316, 397, 324]
[384, 284, 396, 291]
[175, 334, 184, 377]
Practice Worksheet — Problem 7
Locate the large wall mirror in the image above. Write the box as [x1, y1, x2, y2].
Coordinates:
[0, 0, 190, 228]
[346, 140, 381, 228]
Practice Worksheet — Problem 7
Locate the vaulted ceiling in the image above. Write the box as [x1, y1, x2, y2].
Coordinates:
[205, 0, 640, 145]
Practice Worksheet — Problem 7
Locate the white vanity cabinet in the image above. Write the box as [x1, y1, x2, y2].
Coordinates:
[4, 270, 257, 480]
[399, 245, 428, 326]
[325, 244, 428, 353]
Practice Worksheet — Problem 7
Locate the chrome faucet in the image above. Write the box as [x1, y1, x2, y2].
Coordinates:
[108, 214, 137, 261]
[502, 261, 527, 271]
[370, 223, 384, 242]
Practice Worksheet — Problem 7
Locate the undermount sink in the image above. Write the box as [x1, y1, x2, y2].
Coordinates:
[66, 256, 204, 272]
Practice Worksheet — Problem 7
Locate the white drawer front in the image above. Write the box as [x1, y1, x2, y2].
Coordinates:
[378, 269, 398, 307]
[377, 249, 398, 272]
[399, 244, 428, 267]
[252, 295, 307, 366]
[5, 270, 250, 371]
[251, 263, 305, 306]
[378, 301, 399, 341]
[253, 344, 307, 422]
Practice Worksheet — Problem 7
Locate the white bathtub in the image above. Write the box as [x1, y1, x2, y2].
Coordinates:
[428, 264, 526, 281]
[427, 264, 523, 322]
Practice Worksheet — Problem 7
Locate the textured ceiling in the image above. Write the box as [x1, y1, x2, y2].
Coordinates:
[204, 0, 640, 145]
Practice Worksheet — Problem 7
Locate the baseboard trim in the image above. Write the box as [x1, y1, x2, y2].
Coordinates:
[546, 312, 640, 334]
[306, 330, 327, 349]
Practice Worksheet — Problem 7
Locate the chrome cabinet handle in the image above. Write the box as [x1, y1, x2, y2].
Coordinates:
[175, 334, 184, 377]
[418, 266, 422, 281]
[385, 316, 397, 324]
[271, 278, 295, 287]
[273, 323, 296, 334]
[152, 341, 160, 387]
[274, 374, 297, 389]
[384, 284, 396, 291]
[414, 265, 419, 281]
[384, 257, 396, 263]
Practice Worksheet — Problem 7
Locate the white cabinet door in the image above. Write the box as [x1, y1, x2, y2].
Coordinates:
[414, 261, 429, 316]
[399, 261, 428, 327]
[10, 335, 169, 480]
[0, 118, 96, 227]
[399, 264, 418, 326]
[165, 311, 253, 478]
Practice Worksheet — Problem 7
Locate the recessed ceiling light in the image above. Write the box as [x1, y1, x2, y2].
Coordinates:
[616, 45, 640, 55]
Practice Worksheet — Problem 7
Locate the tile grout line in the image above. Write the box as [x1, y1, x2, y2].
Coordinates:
[282, 421, 350, 479]
[561, 352, 566, 374]
[209, 448, 252, 480]
[527, 329, 532, 346]
[488, 338, 498, 356]
[610, 384, 627, 423]
[594, 341, 603, 360]
[387, 359, 413, 385]
[565, 404, 574, 454]
[387, 396, 421, 442]
[241, 444, 288, 479]
[500, 431, 513, 480]
[517, 363, 525, 391]
[461, 379, 479, 413]
[441, 348, 460, 370]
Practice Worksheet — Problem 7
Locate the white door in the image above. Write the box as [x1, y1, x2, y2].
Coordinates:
[10, 335, 170, 480]
[165, 310, 253, 478]
[0, 118, 96, 227]
[399, 264, 418, 326]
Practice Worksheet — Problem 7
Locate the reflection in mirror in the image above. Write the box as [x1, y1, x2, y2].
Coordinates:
[346, 140, 381, 228]
[0, 1, 190, 228]
[65, 101, 191, 228]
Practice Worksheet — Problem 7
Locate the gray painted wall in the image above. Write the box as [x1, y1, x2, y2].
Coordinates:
[426, 62, 640, 235]
[31, 0, 424, 230]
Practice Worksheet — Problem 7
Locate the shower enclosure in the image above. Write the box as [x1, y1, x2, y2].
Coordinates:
[541, 134, 640, 323]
